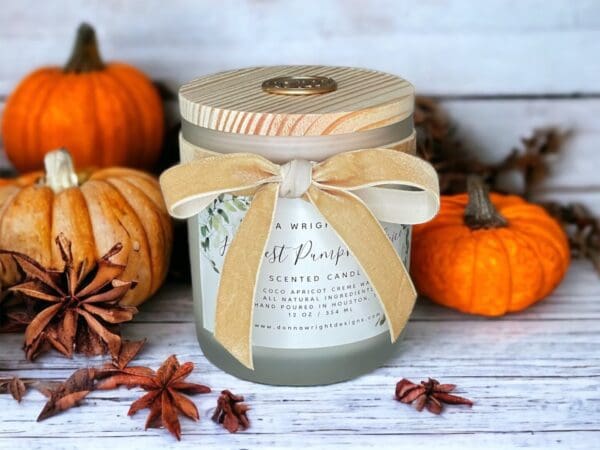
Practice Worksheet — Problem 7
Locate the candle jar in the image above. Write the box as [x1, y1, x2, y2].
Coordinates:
[179, 66, 418, 385]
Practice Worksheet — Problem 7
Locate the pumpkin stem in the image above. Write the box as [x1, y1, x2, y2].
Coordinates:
[464, 175, 508, 229]
[64, 23, 105, 73]
[43, 149, 79, 192]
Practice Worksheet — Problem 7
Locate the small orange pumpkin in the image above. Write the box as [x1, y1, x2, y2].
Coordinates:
[411, 176, 570, 316]
[0, 149, 173, 306]
[1, 23, 164, 172]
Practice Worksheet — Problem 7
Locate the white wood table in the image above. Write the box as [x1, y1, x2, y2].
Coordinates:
[0, 260, 598, 449]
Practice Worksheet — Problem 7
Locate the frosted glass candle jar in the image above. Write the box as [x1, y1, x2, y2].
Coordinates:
[179, 66, 418, 385]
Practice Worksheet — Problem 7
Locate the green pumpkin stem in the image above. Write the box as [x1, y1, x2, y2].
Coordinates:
[64, 23, 105, 73]
[464, 175, 508, 229]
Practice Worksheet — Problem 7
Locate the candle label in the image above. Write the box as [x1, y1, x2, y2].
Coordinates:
[197, 194, 411, 349]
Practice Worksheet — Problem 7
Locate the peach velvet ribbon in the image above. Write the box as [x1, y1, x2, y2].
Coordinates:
[159, 131, 439, 369]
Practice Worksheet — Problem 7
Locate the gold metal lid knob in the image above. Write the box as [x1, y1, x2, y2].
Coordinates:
[261, 76, 337, 96]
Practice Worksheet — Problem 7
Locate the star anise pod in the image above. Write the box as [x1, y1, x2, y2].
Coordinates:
[94, 339, 149, 382]
[97, 354, 211, 440]
[395, 378, 473, 414]
[0, 376, 27, 402]
[3, 233, 137, 360]
[0, 375, 71, 404]
[37, 368, 97, 421]
[35, 340, 146, 421]
[212, 389, 250, 433]
[105, 339, 147, 371]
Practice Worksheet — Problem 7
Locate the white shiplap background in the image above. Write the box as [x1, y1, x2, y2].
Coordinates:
[1, 0, 599, 210]
[0, 2, 599, 449]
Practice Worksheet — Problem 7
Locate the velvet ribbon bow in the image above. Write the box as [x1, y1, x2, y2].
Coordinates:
[160, 132, 439, 369]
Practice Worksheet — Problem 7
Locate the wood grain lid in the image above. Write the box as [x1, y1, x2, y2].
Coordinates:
[179, 65, 414, 137]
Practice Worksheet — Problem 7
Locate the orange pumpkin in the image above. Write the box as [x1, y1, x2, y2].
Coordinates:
[0, 149, 173, 306]
[411, 176, 570, 316]
[1, 23, 164, 172]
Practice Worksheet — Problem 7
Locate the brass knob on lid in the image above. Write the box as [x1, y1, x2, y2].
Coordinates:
[261, 76, 337, 95]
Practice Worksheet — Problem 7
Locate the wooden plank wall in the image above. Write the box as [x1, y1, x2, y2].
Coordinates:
[0, 0, 598, 208]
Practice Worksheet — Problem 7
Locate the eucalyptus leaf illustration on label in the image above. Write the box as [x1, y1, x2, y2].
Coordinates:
[199, 194, 250, 274]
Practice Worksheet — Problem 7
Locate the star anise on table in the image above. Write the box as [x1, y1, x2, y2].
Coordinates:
[105, 339, 147, 371]
[0, 375, 65, 404]
[97, 354, 211, 440]
[37, 368, 97, 421]
[0, 376, 27, 402]
[2, 233, 137, 360]
[35, 340, 146, 421]
[395, 378, 473, 414]
[93, 339, 150, 386]
[212, 390, 250, 433]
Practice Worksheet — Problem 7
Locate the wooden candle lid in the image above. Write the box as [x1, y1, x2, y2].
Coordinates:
[179, 66, 414, 137]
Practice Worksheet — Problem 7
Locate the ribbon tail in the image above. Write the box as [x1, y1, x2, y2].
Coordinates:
[213, 183, 279, 369]
[354, 186, 439, 225]
[159, 153, 280, 219]
[306, 185, 416, 342]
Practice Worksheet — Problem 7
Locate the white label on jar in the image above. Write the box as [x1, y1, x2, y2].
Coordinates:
[197, 194, 411, 349]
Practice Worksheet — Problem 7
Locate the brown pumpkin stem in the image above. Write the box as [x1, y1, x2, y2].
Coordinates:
[464, 175, 508, 229]
[64, 23, 105, 73]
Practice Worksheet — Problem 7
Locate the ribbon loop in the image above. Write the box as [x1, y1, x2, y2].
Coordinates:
[159, 131, 440, 369]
